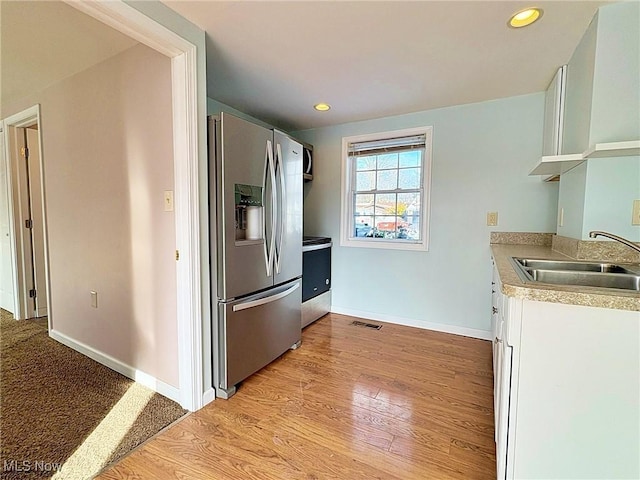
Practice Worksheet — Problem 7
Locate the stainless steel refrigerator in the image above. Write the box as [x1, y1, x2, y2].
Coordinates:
[209, 113, 303, 399]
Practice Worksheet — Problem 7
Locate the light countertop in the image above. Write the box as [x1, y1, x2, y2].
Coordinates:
[491, 244, 640, 312]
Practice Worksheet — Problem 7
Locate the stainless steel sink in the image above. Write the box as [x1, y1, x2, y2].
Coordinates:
[511, 257, 640, 292]
[527, 269, 640, 291]
[515, 258, 639, 275]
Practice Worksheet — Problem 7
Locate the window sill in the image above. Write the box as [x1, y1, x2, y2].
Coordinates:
[340, 237, 428, 251]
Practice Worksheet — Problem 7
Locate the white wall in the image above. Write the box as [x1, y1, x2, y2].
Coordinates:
[557, 162, 587, 239]
[294, 93, 558, 335]
[3, 44, 179, 387]
[583, 156, 640, 241]
[126, 0, 211, 398]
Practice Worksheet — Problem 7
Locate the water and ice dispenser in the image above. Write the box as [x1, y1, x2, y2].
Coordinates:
[234, 184, 263, 242]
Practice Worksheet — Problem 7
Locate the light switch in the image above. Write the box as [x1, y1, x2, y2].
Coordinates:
[487, 212, 498, 226]
[558, 208, 564, 227]
[90, 291, 98, 308]
[632, 200, 640, 226]
[164, 190, 174, 212]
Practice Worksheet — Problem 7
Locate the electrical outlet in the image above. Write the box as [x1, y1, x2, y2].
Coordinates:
[558, 208, 564, 227]
[632, 200, 640, 226]
[487, 212, 498, 226]
[90, 291, 98, 309]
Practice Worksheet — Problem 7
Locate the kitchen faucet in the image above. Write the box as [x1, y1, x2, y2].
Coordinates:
[588, 231, 640, 255]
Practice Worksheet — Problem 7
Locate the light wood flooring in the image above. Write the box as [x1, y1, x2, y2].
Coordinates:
[98, 313, 496, 479]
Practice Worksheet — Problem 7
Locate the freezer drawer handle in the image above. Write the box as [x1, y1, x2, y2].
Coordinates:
[232, 283, 300, 312]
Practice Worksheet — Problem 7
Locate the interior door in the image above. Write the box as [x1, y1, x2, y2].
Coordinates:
[10, 126, 36, 318]
[25, 128, 47, 317]
[273, 131, 302, 286]
[0, 128, 15, 314]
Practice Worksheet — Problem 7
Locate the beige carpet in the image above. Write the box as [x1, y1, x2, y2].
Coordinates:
[0, 311, 187, 480]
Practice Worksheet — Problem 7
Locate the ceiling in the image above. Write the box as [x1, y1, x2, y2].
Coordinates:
[164, 0, 612, 131]
[1, 1, 612, 132]
[0, 1, 137, 113]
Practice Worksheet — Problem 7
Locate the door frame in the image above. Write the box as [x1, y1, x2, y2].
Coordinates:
[24, 127, 48, 318]
[63, 1, 206, 411]
[1, 105, 48, 323]
[0, 125, 11, 314]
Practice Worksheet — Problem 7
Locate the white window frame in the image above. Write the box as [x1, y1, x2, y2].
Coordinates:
[340, 126, 433, 251]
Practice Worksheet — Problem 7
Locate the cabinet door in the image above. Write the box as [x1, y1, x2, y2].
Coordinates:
[491, 262, 502, 443]
[491, 276, 500, 373]
[542, 65, 566, 156]
[493, 319, 503, 444]
[496, 339, 513, 480]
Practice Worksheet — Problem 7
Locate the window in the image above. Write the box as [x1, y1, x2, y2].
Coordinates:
[341, 126, 432, 251]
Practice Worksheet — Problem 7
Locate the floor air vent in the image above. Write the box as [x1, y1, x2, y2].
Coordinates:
[350, 320, 382, 330]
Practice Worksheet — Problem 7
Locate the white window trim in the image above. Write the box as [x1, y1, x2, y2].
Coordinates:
[340, 126, 433, 251]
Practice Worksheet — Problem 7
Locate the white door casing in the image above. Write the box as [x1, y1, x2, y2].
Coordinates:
[0, 127, 15, 314]
[1, 105, 48, 322]
[65, 1, 206, 411]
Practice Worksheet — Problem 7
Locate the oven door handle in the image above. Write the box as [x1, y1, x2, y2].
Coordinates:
[302, 242, 333, 253]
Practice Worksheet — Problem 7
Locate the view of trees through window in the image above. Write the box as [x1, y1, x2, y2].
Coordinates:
[352, 149, 423, 240]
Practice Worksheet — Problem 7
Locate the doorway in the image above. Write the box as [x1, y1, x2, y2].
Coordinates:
[1, 106, 49, 321]
[2, 1, 206, 410]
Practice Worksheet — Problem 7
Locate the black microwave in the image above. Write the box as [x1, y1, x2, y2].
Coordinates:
[302, 144, 313, 182]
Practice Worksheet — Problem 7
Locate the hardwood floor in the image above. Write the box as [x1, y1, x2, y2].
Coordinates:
[98, 314, 496, 479]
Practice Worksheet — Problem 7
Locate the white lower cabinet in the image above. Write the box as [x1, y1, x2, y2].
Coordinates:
[491, 260, 640, 479]
[491, 261, 515, 480]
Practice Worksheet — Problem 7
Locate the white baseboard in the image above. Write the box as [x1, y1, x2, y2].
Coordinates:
[202, 388, 216, 406]
[49, 329, 181, 404]
[330, 306, 492, 341]
[1, 294, 15, 314]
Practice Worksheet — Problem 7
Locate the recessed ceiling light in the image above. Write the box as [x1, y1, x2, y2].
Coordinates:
[508, 8, 543, 28]
[314, 103, 331, 112]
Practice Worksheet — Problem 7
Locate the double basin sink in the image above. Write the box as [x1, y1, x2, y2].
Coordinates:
[510, 257, 640, 292]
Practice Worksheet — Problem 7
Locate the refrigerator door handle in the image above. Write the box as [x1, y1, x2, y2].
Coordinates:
[264, 140, 276, 277]
[232, 282, 299, 312]
[274, 142, 286, 274]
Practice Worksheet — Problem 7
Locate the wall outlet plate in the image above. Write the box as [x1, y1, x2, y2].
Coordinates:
[487, 212, 498, 226]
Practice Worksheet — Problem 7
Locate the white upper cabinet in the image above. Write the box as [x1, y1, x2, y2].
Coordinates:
[530, 2, 640, 177]
[588, 3, 640, 146]
[542, 65, 566, 157]
[530, 65, 585, 177]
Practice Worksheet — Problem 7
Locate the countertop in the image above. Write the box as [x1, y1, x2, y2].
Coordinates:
[491, 244, 640, 312]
